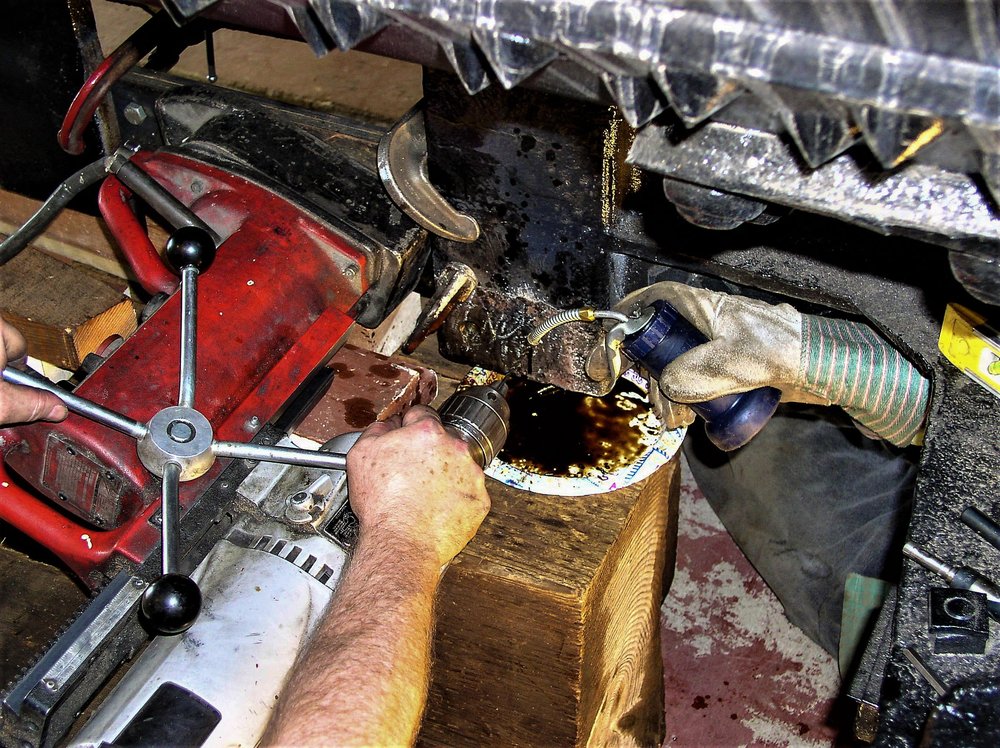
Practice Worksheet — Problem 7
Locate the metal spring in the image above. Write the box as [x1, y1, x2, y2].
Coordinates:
[527, 308, 628, 345]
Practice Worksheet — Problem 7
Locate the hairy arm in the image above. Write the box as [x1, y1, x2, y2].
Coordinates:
[264, 406, 490, 747]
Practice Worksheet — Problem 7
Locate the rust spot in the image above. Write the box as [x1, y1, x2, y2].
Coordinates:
[692, 695, 709, 710]
[330, 362, 355, 379]
[368, 363, 398, 379]
[498, 377, 657, 478]
[797, 723, 810, 735]
[344, 397, 376, 428]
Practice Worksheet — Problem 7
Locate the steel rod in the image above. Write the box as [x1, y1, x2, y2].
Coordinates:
[2, 367, 147, 439]
[903, 542, 956, 582]
[112, 160, 218, 241]
[213, 440, 348, 470]
[179, 266, 198, 408]
[160, 462, 181, 575]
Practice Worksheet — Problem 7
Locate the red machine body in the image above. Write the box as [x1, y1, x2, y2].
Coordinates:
[0, 151, 368, 586]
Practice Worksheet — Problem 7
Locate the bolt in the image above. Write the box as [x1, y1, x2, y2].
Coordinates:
[123, 102, 148, 126]
[344, 264, 359, 279]
[246, 415, 261, 431]
[190, 179, 205, 195]
[167, 419, 196, 443]
[288, 491, 311, 506]
[43, 678, 56, 690]
[131, 577, 145, 589]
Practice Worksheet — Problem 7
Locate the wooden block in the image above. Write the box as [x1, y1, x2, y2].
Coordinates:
[0, 188, 169, 280]
[291, 344, 438, 446]
[0, 249, 137, 370]
[0, 544, 87, 687]
[420, 457, 679, 747]
[345, 291, 422, 355]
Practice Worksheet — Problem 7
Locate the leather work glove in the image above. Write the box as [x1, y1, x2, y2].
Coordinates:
[590, 282, 930, 447]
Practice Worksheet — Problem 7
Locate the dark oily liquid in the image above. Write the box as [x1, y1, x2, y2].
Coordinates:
[499, 377, 660, 478]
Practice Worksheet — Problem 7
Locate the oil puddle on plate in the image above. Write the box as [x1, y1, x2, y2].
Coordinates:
[463, 368, 685, 496]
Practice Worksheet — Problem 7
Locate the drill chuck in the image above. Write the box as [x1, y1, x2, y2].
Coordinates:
[437, 381, 511, 468]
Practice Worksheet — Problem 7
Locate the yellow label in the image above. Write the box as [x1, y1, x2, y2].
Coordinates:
[939, 304, 1000, 398]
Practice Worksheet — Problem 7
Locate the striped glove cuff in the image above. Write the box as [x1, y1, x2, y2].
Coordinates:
[801, 315, 929, 447]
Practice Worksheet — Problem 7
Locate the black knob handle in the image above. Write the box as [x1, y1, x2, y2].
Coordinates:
[165, 226, 216, 272]
[141, 573, 203, 635]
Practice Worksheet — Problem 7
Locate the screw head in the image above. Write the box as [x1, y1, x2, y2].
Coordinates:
[123, 102, 148, 126]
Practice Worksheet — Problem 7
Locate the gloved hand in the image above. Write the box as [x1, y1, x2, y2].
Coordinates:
[590, 282, 929, 447]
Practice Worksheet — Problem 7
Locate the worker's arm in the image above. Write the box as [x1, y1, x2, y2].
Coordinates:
[263, 405, 490, 747]
[594, 282, 929, 446]
[0, 316, 66, 424]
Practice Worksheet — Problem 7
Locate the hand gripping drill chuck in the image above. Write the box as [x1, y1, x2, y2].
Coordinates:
[437, 381, 511, 468]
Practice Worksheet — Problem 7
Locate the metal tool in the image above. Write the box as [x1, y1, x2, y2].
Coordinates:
[36, 374, 511, 748]
[903, 542, 1000, 620]
[901, 647, 947, 697]
[0, 146, 367, 585]
[529, 299, 781, 450]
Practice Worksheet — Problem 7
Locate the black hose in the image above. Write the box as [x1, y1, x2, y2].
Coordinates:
[0, 158, 108, 265]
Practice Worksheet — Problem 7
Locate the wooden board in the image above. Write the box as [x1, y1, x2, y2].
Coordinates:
[420, 456, 679, 747]
[0, 188, 169, 280]
[0, 248, 137, 370]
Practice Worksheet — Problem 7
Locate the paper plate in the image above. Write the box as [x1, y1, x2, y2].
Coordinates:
[475, 368, 685, 497]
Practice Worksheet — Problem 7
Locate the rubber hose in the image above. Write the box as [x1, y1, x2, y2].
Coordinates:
[0, 158, 108, 265]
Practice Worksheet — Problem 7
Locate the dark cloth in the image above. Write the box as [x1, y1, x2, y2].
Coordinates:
[683, 404, 918, 656]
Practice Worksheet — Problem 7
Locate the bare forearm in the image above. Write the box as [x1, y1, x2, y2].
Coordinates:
[264, 529, 441, 747]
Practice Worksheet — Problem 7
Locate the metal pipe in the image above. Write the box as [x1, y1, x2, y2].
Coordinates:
[110, 158, 218, 241]
[58, 11, 173, 155]
[178, 266, 198, 408]
[2, 367, 147, 440]
[527, 308, 628, 346]
[961, 507, 1000, 553]
[160, 462, 181, 575]
[213, 441, 348, 470]
[903, 542, 955, 582]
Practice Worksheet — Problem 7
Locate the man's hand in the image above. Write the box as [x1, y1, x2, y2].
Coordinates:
[265, 405, 492, 747]
[0, 318, 67, 425]
[347, 405, 490, 568]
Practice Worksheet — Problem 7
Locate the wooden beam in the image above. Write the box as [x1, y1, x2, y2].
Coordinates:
[420, 457, 678, 746]
[0, 248, 137, 370]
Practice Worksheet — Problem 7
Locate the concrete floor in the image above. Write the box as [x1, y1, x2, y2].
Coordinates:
[6, 4, 846, 744]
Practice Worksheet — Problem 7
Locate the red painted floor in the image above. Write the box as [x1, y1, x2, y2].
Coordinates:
[661, 459, 844, 746]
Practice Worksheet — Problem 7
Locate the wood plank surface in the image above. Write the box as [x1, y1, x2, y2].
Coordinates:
[0, 188, 169, 280]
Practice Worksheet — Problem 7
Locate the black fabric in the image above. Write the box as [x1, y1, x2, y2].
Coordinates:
[683, 404, 918, 655]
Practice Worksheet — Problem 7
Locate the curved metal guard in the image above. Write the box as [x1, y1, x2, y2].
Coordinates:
[377, 105, 481, 243]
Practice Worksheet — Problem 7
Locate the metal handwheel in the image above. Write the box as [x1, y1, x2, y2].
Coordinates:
[2, 227, 356, 635]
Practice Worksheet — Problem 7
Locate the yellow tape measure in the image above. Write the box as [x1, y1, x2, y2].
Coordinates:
[939, 304, 1000, 398]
